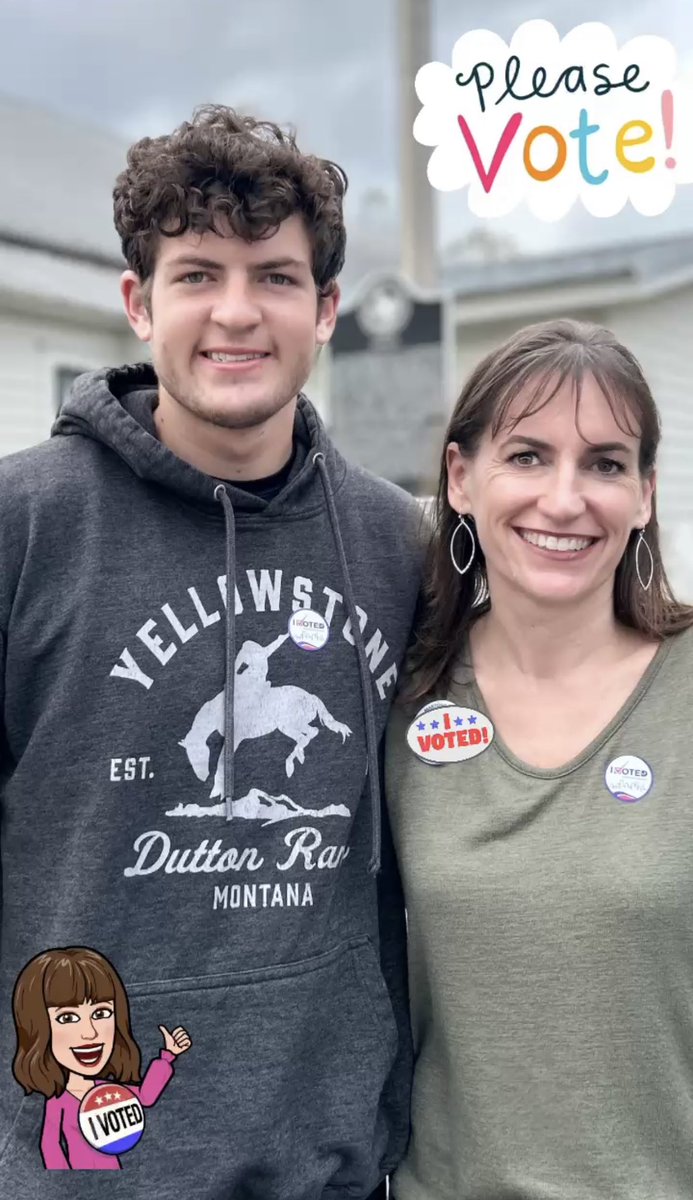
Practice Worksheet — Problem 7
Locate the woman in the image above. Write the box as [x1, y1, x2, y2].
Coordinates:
[386, 318, 693, 1200]
[12, 946, 191, 1170]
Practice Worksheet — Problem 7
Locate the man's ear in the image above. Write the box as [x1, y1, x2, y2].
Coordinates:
[121, 271, 153, 343]
[446, 442, 472, 515]
[316, 282, 340, 346]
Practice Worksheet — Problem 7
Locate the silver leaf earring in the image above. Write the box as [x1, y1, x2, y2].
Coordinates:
[634, 528, 653, 592]
[450, 513, 476, 577]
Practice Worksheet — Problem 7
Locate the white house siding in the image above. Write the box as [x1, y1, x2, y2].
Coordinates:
[607, 286, 693, 527]
[0, 310, 137, 456]
[608, 285, 693, 599]
[454, 317, 528, 397]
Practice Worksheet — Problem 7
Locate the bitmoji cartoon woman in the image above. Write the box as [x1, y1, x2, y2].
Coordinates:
[12, 946, 191, 1170]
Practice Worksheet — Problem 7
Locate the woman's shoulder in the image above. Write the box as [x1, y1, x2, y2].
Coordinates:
[654, 623, 693, 681]
[656, 623, 693, 661]
[626, 625, 693, 721]
[387, 650, 476, 755]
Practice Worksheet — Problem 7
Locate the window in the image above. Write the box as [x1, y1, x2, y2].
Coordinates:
[54, 366, 87, 413]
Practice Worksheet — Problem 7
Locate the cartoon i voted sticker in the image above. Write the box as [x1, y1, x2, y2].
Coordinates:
[79, 1083, 145, 1155]
[408, 700, 494, 764]
[605, 754, 653, 803]
[288, 609, 330, 651]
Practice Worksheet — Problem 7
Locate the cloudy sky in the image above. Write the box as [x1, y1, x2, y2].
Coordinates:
[1, 0, 691, 266]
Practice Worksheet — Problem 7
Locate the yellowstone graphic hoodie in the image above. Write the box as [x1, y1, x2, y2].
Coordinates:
[0, 364, 422, 1198]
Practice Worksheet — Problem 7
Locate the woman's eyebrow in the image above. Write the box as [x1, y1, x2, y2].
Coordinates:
[500, 435, 632, 453]
[584, 441, 632, 454]
[500, 435, 553, 451]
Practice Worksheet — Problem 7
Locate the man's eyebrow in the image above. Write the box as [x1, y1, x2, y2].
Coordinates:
[251, 257, 310, 272]
[500, 434, 632, 454]
[165, 255, 310, 273]
[165, 255, 225, 272]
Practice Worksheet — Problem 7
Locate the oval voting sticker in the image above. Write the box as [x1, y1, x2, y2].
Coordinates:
[605, 755, 653, 803]
[288, 609, 330, 651]
[407, 700, 494, 764]
[79, 1083, 145, 1155]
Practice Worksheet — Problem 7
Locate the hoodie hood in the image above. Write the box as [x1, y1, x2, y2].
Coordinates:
[53, 361, 346, 517]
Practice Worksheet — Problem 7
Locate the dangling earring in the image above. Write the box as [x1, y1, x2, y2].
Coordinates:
[634, 528, 653, 591]
[450, 513, 476, 576]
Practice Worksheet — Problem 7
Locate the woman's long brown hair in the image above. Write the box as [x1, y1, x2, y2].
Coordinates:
[405, 318, 693, 702]
[12, 947, 142, 1098]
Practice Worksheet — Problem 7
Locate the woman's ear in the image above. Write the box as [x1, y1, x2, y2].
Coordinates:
[638, 470, 656, 529]
[446, 442, 471, 515]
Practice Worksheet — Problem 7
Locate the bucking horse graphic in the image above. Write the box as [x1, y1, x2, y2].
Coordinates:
[178, 632, 352, 800]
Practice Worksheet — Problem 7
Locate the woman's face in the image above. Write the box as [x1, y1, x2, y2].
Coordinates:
[447, 373, 654, 608]
[47, 998, 116, 1078]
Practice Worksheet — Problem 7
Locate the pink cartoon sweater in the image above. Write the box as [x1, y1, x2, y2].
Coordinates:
[40, 1050, 175, 1170]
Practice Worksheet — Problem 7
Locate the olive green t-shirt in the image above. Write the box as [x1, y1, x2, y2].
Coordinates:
[386, 627, 693, 1200]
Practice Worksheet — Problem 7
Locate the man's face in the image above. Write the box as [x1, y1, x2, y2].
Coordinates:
[124, 214, 338, 431]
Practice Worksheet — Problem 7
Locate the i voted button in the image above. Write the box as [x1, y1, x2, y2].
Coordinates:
[407, 700, 494, 765]
[605, 755, 653, 803]
[79, 1083, 145, 1155]
[288, 609, 330, 652]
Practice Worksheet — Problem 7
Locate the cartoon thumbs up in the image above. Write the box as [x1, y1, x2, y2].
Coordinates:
[159, 1024, 192, 1056]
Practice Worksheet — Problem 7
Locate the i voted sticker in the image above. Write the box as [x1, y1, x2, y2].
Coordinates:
[605, 755, 653, 803]
[407, 700, 494, 764]
[79, 1083, 145, 1155]
[288, 609, 329, 652]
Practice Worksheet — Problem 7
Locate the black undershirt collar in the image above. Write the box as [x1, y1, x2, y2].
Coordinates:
[228, 450, 295, 501]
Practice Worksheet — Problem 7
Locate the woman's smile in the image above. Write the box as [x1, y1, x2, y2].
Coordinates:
[70, 1043, 105, 1069]
[513, 526, 601, 561]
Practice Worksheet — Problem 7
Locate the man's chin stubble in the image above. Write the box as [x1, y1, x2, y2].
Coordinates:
[179, 390, 297, 432]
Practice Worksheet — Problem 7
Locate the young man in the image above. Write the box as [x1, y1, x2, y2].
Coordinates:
[0, 107, 421, 1197]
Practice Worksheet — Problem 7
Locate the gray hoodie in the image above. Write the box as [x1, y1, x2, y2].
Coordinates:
[0, 364, 422, 1198]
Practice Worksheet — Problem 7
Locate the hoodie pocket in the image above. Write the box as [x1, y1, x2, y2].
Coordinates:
[85, 936, 397, 1198]
[0, 1095, 43, 1175]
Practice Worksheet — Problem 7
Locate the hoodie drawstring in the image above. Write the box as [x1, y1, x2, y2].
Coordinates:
[313, 453, 382, 875]
[214, 458, 382, 873]
[214, 484, 237, 820]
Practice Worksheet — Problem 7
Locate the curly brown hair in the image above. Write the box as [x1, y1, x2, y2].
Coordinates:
[113, 104, 348, 298]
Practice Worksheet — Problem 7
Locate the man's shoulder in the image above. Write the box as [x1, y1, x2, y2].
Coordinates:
[338, 460, 430, 568]
[0, 434, 100, 503]
[338, 459, 425, 527]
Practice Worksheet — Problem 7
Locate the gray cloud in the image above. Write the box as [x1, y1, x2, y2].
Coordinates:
[0, 0, 690, 260]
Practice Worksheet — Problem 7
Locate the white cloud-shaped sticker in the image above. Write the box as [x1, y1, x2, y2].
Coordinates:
[414, 20, 693, 220]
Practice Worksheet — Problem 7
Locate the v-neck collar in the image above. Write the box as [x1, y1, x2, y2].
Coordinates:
[451, 633, 673, 780]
